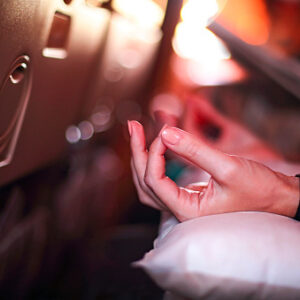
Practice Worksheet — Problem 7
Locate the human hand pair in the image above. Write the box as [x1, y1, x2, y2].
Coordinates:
[128, 120, 298, 222]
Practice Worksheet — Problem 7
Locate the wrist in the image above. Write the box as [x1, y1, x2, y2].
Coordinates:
[279, 174, 299, 218]
[293, 175, 300, 220]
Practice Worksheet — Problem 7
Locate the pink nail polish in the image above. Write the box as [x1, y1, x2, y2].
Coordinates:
[127, 120, 132, 136]
[162, 128, 181, 145]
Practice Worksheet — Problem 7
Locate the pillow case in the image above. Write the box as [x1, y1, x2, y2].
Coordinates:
[134, 212, 300, 299]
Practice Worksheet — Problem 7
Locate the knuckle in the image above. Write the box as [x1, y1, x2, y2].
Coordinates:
[185, 141, 199, 158]
[220, 159, 238, 182]
[148, 145, 156, 155]
[140, 180, 149, 191]
[144, 174, 154, 188]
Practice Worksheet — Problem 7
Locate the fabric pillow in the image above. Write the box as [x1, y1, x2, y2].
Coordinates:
[134, 212, 300, 299]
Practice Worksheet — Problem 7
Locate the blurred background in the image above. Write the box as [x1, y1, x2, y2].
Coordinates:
[0, 0, 299, 298]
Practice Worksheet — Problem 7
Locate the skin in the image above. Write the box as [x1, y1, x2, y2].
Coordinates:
[128, 120, 299, 222]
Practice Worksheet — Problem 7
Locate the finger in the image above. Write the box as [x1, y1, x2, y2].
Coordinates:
[144, 136, 209, 220]
[129, 120, 148, 189]
[129, 121, 169, 210]
[161, 126, 236, 183]
[144, 134, 182, 210]
[131, 160, 165, 210]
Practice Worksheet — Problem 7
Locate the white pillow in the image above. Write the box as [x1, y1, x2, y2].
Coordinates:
[134, 212, 300, 300]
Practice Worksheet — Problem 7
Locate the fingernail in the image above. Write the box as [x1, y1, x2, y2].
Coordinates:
[127, 120, 132, 136]
[159, 124, 168, 136]
[161, 127, 181, 145]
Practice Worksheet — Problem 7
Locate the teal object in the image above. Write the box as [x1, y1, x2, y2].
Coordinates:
[165, 160, 186, 182]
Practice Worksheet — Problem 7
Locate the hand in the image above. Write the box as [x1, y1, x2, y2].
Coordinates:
[128, 121, 299, 222]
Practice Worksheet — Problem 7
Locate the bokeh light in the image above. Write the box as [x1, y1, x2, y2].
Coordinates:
[65, 125, 81, 144]
[172, 0, 231, 64]
[172, 23, 230, 63]
[112, 0, 164, 29]
[181, 0, 219, 27]
[78, 121, 94, 141]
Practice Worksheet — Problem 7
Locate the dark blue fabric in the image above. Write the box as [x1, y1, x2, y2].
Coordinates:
[294, 174, 300, 220]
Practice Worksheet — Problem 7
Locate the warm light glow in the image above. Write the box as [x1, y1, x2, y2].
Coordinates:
[85, 0, 110, 6]
[112, 0, 164, 29]
[111, 15, 162, 45]
[216, 0, 270, 45]
[172, 0, 231, 64]
[172, 22, 230, 63]
[186, 59, 244, 86]
[171, 54, 246, 86]
[117, 48, 142, 69]
[171, 0, 241, 86]
[181, 0, 219, 27]
[42, 48, 67, 59]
